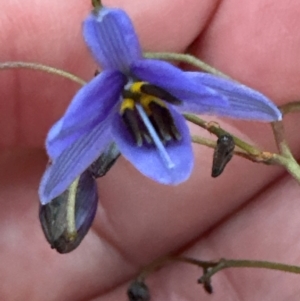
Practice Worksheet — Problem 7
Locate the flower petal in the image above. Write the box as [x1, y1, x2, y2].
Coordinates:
[39, 116, 114, 205]
[112, 105, 194, 185]
[83, 8, 142, 72]
[73, 171, 98, 244]
[131, 59, 229, 108]
[185, 72, 282, 121]
[47, 70, 124, 159]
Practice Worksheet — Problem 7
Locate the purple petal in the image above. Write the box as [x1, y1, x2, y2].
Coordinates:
[83, 8, 142, 72]
[131, 59, 228, 108]
[39, 115, 114, 204]
[47, 70, 124, 159]
[185, 72, 282, 121]
[74, 170, 98, 240]
[111, 105, 194, 185]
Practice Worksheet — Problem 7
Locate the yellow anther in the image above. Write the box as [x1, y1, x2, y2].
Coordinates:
[130, 81, 146, 93]
[140, 95, 166, 114]
[120, 98, 135, 114]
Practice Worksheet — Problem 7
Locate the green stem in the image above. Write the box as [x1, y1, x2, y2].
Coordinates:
[184, 113, 261, 156]
[144, 52, 230, 79]
[192, 135, 275, 164]
[271, 121, 300, 182]
[198, 258, 300, 284]
[0, 61, 86, 86]
[136, 255, 300, 293]
[91, 0, 103, 9]
[279, 101, 300, 115]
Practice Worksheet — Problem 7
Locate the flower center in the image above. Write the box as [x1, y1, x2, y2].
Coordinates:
[120, 81, 182, 147]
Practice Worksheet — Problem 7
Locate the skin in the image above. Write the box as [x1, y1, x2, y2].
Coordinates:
[0, 0, 300, 300]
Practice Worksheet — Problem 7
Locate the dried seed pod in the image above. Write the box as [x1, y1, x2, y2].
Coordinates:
[127, 280, 150, 301]
[211, 134, 235, 177]
[89, 142, 120, 178]
[39, 170, 98, 253]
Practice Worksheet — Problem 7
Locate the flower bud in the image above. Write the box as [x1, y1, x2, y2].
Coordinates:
[39, 170, 98, 253]
[89, 142, 120, 178]
[127, 280, 150, 301]
[211, 134, 235, 177]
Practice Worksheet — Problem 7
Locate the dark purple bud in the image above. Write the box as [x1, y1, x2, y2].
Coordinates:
[211, 134, 235, 177]
[127, 281, 150, 301]
[39, 170, 98, 253]
[203, 281, 213, 294]
[89, 142, 120, 178]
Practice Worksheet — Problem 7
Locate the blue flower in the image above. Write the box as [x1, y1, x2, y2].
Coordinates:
[39, 7, 282, 205]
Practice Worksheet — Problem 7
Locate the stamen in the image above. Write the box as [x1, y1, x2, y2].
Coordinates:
[149, 102, 182, 141]
[120, 98, 135, 114]
[122, 108, 143, 146]
[148, 108, 172, 143]
[135, 104, 175, 169]
[142, 131, 153, 144]
[141, 84, 182, 105]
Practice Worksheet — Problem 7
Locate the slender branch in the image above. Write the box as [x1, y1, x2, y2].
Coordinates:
[271, 121, 300, 182]
[271, 121, 293, 157]
[192, 135, 276, 164]
[279, 101, 300, 115]
[184, 113, 262, 156]
[144, 52, 231, 79]
[198, 258, 300, 284]
[0, 61, 86, 86]
[91, 0, 103, 8]
[136, 255, 300, 294]
[189, 115, 300, 179]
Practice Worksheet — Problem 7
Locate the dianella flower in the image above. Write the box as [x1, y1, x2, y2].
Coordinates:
[39, 6, 282, 205]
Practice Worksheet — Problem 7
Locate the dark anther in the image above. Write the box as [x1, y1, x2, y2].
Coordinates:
[149, 102, 181, 142]
[141, 84, 182, 105]
[39, 170, 98, 253]
[89, 143, 120, 178]
[122, 90, 140, 102]
[211, 134, 235, 177]
[127, 280, 150, 301]
[122, 109, 144, 146]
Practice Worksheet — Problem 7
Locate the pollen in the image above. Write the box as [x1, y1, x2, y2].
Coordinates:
[140, 95, 165, 114]
[120, 98, 135, 113]
[130, 81, 146, 93]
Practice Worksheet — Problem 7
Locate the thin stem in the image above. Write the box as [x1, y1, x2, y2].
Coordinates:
[198, 258, 300, 284]
[0, 61, 86, 86]
[144, 52, 231, 79]
[271, 121, 300, 182]
[271, 121, 293, 157]
[189, 115, 300, 178]
[192, 135, 276, 164]
[279, 101, 300, 115]
[184, 113, 261, 156]
[136, 255, 300, 293]
[91, 0, 103, 8]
